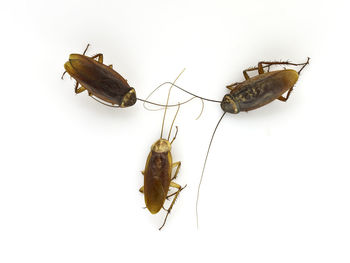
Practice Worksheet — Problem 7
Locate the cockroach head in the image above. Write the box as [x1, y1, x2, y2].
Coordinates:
[221, 94, 240, 114]
[121, 88, 137, 107]
[151, 139, 171, 153]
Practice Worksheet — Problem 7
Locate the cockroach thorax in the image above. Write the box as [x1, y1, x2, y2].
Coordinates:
[121, 88, 137, 107]
[151, 139, 171, 153]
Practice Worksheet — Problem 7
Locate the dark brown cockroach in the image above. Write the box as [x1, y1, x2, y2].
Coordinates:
[139, 71, 187, 230]
[159, 58, 310, 227]
[62, 44, 195, 109]
[62, 44, 136, 108]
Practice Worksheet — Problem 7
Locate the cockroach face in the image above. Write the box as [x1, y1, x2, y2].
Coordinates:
[221, 94, 240, 114]
[120, 88, 137, 107]
[151, 139, 171, 153]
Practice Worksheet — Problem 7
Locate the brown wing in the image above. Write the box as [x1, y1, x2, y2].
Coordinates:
[143, 151, 172, 214]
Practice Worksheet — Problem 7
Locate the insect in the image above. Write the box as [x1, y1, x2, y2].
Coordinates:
[158, 58, 310, 227]
[62, 44, 194, 108]
[139, 71, 187, 230]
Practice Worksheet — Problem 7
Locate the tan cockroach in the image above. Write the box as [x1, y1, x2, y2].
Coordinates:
[139, 71, 187, 230]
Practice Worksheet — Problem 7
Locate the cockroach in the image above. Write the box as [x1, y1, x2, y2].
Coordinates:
[62, 44, 195, 108]
[158, 58, 310, 227]
[139, 71, 187, 230]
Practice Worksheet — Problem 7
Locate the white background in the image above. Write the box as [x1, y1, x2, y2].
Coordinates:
[1, 0, 349, 262]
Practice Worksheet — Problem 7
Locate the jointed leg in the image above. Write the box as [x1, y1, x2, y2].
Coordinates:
[139, 186, 144, 193]
[171, 161, 181, 180]
[278, 87, 293, 102]
[159, 182, 187, 230]
[139, 171, 145, 193]
[297, 57, 310, 74]
[226, 81, 243, 91]
[90, 53, 104, 63]
[243, 58, 310, 79]
[243, 64, 273, 79]
[165, 161, 181, 200]
[74, 81, 86, 94]
[170, 126, 179, 144]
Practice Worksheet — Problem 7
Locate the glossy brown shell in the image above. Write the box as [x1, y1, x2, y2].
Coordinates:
[221, 69, 298, 113]
[143, 149, 172, 214]
[64, 54, 136, 107]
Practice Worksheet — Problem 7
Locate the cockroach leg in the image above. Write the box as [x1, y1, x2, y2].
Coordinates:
[298, 57, 310, 74]
[90, 53, 104, 63]
[258, 59, 310, 75]
[74, 82, 86, 94]
[226, 82, 242, 91]
[171, 161, 181, 180]
[166, 162, 181, 200]
[139, 172, 145, 193]
[277, 87, 294, 102]
[108, 64, 113, 68]
[170, 126, 179, 145]
[242, 59, 309, 80]
[243, 64, 272, 79]
[166, 191, 177, 199]
[243, 70, 250, 80]
[159, 183, 186, 230]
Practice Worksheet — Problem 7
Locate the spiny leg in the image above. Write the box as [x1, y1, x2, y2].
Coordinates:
[243, 64, 273, 80]
[258, 59, 310, 75]
[170, 126, 179, 144]
[297, 57, 310, 74]
[171, 161, 181, 180]
[165, 180, 183, 199]
[277, 87, 293, 102]
[243, 59, 310, 79]
[139, 186, 147, 209]
[166, 161, 182, 200]
[74, 82, 86, 94]
[91, 53, 104, 63]
[139, 186, 144, 193]
[276, 58, 310, 102]
[159, 182, 187, 230]
[226, 81, 243, 91]
[139, 169, 145, 193]
[258, 61, 303, 73]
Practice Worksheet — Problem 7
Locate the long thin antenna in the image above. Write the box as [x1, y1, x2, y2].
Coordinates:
[137, 97, 195, 108]
[196, 112, 226, 229]
[141, 82, 205, 121]
[168, 104, 180, 141]
[156, 82, 222, 104]
[160, 69, 186, 139]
